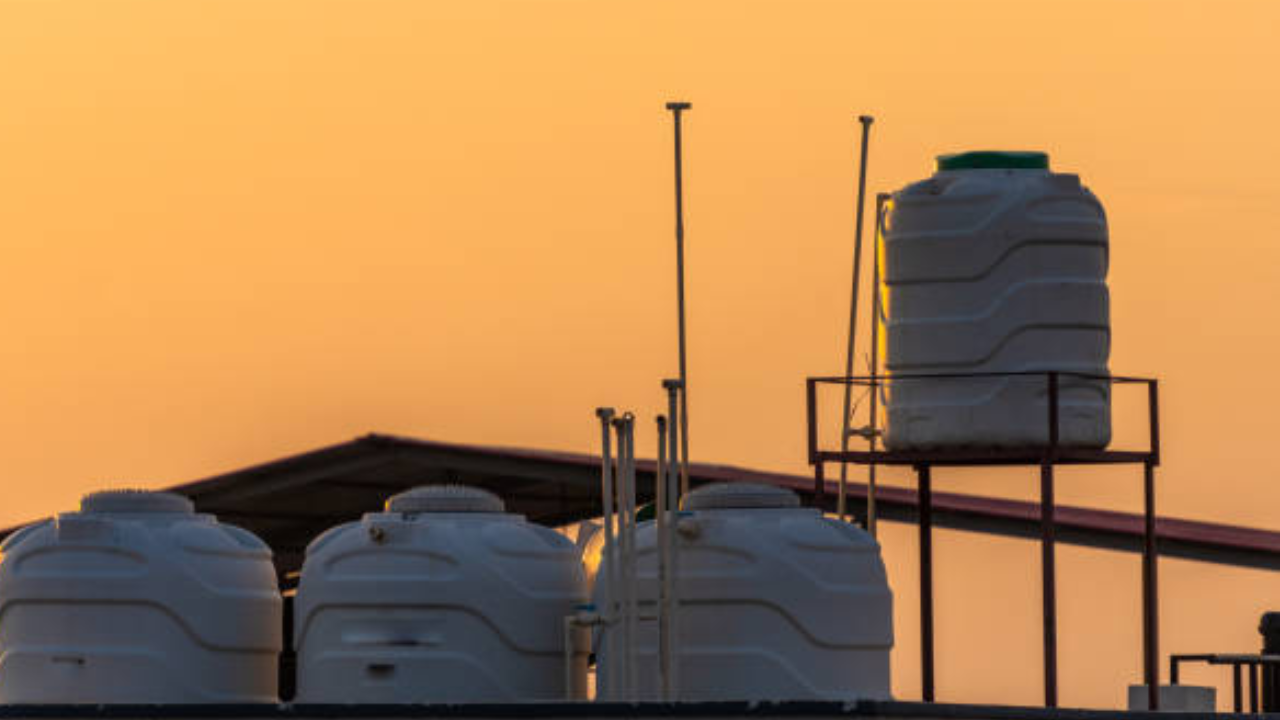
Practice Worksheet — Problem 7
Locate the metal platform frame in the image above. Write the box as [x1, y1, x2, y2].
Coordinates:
[1170, 653, 1280, 713]
[806, 372, 1161, 710]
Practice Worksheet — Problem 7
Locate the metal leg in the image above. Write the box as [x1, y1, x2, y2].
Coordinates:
[1143, 460, 1159, 711]
[1041, 462, 1058, 708]
[1234, 663, 1243, 713]
[1251, 663, 1259, 714]
[813, 462, 825, 505]
[917, 464, 935, 702]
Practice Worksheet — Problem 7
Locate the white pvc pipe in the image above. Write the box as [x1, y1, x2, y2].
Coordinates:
[623, 415, 640, 701]
[595, 407, 619, 701]
[614, 415, 639, 702]
[611, 416, 632, 701]
[655, 415, 671, 702]
[663, 381, 683, 700]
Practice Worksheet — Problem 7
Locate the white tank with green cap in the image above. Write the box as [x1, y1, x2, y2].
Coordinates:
[883, 150, 1111, 449]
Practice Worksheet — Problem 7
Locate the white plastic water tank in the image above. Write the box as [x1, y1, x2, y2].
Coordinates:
[883, 151, 1111, 449]
[0, 490, 282, 703]
[293, 485, 588, 703]
[594, 483, 893, 701]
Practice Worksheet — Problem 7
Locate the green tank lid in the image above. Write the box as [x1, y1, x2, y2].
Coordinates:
[936, 150, 1049, 171]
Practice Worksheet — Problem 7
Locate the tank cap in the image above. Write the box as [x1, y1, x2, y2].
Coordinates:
[682, 482, 801, 510]
[80, 490, 194, 514]
[936, 150, 1049, 172]
[386, 485, 506, 514]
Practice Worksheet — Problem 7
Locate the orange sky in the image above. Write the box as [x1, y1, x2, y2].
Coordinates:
[0, 0, 1277, 709]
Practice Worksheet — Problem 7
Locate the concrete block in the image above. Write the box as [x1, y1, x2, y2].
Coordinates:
[1128, 684, 1216, 712]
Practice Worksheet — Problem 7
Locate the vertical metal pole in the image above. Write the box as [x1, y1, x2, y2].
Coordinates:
[1043, 372, 1059, 709]
[1234, 663, 1243, 713]
[1251, 663, 1259, 714]
[868, 192, 889, 539]
[807, 378, 824, 503]
[1041, 461, 1058, 708]
[839, 115, 875, 522]
[1144, 459, 1160, 711]
[665, 102, 692, 501]
[1144, 377, 1161, 712]
[1148, 380, 1162, 465]
[917, 463, 935, 702]
[655, 414, 671, 702]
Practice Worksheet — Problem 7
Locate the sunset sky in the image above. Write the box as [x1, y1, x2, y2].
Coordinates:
[1, 0, 1277, 709]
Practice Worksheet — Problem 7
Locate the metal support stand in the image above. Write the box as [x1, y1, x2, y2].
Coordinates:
[806, 371, 1161, 708]
[1041, 461, 1058, 708]
[1144, 377, 1161, 711]
[1042, 372, 1059, 708]
[917, 464, 935, 702]
[1235, 664, 1244, 713]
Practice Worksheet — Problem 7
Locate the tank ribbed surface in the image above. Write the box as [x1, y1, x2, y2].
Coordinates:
[883, 154, 1111, 449]
[682, 482, 800, 510]
[0, 490, 281, 704]
[594, 502, 892, 701]
[385, 484, 505, 513]
[295, 485, 586, 703]
[80, 489, 194, 514]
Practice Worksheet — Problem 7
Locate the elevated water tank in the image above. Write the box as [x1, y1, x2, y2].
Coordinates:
[594, 483, 892, 701]
[883, 150, 1111, 449]
[293, 485, 588, 703]
[0, 490, 282, 703]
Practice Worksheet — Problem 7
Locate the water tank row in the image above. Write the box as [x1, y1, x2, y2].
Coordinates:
[0, 484, 892, 703]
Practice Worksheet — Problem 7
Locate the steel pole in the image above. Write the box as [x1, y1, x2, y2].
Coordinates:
[839, 115, 874, 522]
[1144, 459, 1160, 711]
[917, 463, 935, 702]
[868, 192, 889, 539]
[666, 101, 692, 501]
[1043, 373, 1059, 708]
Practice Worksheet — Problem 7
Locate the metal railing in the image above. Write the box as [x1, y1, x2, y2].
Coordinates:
[1170, 653, 1280, 713]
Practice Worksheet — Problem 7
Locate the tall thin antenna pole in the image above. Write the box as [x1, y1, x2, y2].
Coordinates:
[868, 192, 890, 540]
[839, 115, 874, 522]
[666, 101, 693, 499]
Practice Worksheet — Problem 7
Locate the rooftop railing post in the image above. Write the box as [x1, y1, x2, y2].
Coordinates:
[1234, 663, 1244, 712]
[807, 378, 823, 504]
[1042, 372, 1059, 708]
[1149, 379, 1161, 465]
[1041, 459, 1058, 708]
[1144, 457, 1159, 711]
[1251, 662, 1260, 713]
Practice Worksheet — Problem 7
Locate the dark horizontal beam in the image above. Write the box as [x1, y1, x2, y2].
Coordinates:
[791, 477, 1280, 572]
[816, 449, 1155, 467]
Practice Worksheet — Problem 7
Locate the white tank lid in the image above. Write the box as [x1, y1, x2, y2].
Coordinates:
[385, 485, 506, 514]
[80, 490, 194, 514]
[682, 482, 801, 510]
